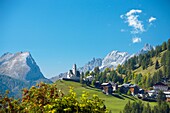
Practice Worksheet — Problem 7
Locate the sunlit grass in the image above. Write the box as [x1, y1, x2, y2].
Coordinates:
[55, 80, 157, 113]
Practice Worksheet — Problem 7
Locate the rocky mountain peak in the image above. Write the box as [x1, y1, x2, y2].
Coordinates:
[136, 43, 154, 55]
[100, 50, 130, 70]
[78, 58, 102, 73]
[143, 43, 153, 51]
[0, 52, 45, 81]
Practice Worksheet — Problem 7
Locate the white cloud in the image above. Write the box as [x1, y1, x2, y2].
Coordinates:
[126, 9, 142, 16]
[121, 9, 145, 34]
[149, 17, 156, 23]
[132, 37, 141, 43]
[120, 9, 156, 44]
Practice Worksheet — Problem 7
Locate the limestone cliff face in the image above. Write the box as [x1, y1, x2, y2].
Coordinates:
[0, 52, 45, 81]
[0, 51, 52, 97]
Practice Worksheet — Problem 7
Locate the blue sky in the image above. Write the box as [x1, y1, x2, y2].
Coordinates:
[0, 0, 170, 78]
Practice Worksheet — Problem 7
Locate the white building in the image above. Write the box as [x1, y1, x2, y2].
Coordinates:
[66, 64, 80, 80]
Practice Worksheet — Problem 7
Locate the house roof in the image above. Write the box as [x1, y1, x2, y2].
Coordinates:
[95, 81, 100, 83]
[122, 83, 131, 88]
[86, 75, 93, 79]
[148, 90, 156, 93]
[164, 91, 170, 95]
[139, 89, 144, 91]
[118, 85, 123, 88]
[101, 83, 111, 86]
[166, 95, 170, 98]
[154, 82, 168, 86]
[129, 84, 138, 88]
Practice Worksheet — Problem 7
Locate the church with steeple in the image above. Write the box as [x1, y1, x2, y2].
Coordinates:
[66, 64, 80, 80]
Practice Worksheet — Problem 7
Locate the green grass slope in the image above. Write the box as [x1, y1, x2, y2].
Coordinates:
[55, 80, 156, 113]
[133, 51, 166, 76]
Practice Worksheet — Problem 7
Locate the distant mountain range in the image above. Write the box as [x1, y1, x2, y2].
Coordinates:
[0, 52, 52, 97]
[0, 44, 154, 95]
[50, 43, 154, 82]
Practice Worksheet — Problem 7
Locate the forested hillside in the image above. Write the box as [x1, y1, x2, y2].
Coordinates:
[83, 39, 170, 89]
[123, 38, 170, 88]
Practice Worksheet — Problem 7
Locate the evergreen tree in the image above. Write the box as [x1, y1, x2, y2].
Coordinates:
[155, 45, 162, 56]
[135, 73, 142, 84]
[145, 74, 152, 88]
[161, 52, 166, 66]
[149, 60, 153, 66]
[167, 38, 170, 51]
[94, 66, 100, 74]
[155, 60, 160, 70]
[85, 71, 89, 77]
[157, 90, 166, 105]
[142, 103, 151, 113]
[162, 42, 167, 51]
[141, 75, 147, 88]
[123, 101, 132, 113]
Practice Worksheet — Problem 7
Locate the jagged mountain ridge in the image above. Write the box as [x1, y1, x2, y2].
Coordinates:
[51, 43, 154, 81]
[77, 51, 131, 74]
[100, 51, 131, 70]
[78, 58, 103, 73]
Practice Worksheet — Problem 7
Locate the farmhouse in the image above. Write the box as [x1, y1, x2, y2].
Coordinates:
[129, 84, 139, 96]
[101, 83, 113, 95]
[118, 83, 131, 94]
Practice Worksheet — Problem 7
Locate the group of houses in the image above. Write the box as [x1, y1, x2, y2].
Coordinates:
[95, 81, 170, 102]
[62, 64, 170, 102]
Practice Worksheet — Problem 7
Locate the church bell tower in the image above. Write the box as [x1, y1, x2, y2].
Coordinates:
[72, 64, 77, 76]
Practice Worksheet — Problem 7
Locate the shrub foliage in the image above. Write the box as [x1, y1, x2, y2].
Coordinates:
[0, 82, 107, 113]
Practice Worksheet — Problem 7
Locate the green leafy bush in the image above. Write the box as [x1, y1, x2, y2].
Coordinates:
[0, 82, 108, 113]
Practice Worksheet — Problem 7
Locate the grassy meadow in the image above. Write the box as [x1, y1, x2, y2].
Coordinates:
[55, 80, 157, 113]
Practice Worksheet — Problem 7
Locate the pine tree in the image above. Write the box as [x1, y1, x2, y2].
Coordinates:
[162, 42, 167, 51]
[165, 51, 170, 78]
[142, 103, 151, 113]
[123, 101, 132, 113]
[161, 52, 166, 66]
[167, 38, 170, 51]
[155, 60, 159, 70]
[94, 66, 100, 74]
[157, 90, 166, 105]
[146, 75, 152, 88]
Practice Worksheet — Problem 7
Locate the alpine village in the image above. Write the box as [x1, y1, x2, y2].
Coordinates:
[0, 38, 170, 113]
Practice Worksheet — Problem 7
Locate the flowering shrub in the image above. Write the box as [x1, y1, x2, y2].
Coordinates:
[0, 82, 108, 113]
